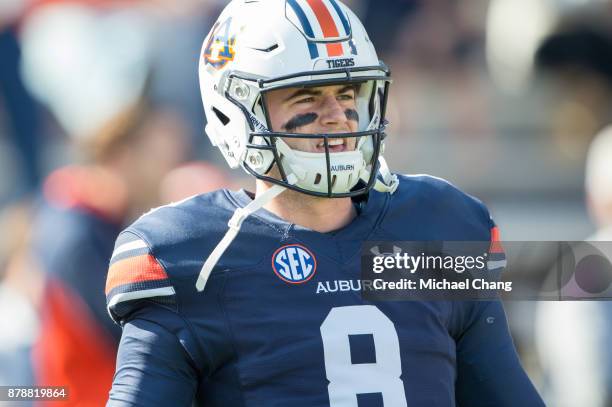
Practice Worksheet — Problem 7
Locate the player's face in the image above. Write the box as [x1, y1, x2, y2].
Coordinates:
[265, 84, 359, 153]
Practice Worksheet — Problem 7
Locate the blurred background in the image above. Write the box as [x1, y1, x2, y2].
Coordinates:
[1, 0, 611, 405]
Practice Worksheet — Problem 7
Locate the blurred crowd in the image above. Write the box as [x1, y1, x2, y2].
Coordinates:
[1, 0, 612, 405]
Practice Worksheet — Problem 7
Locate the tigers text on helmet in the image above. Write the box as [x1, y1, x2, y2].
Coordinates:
[198, 0, 398, 198]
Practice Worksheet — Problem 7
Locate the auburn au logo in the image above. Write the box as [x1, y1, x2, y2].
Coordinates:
[272, 244, 317, 284]
[204, 17, 237, 69]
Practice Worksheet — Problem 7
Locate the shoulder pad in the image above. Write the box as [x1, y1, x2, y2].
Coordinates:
[381, 174, 493, 241]
[395, 173, 488, 215]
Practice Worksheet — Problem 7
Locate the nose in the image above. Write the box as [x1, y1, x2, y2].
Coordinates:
[319, 95, 348, 129]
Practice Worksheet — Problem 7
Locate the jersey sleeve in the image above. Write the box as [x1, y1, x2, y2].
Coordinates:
[106, 231, 212, 406]
[452, 222, 541, 405]
[105, 231, 176, 324]
[107, 305, 200, 406]
[452, 300, 544, 406]
[451, 218, 543, 405]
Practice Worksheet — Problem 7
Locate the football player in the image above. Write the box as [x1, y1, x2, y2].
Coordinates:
[106, 0, 544, 405]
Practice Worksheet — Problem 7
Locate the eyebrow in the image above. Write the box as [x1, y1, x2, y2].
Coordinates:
[283, 85, 357, 103]
[337, 85, 357, 95]
[283, 88, 322, 102]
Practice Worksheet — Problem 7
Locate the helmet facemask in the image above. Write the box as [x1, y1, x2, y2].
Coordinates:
[222, 65, 391, 198]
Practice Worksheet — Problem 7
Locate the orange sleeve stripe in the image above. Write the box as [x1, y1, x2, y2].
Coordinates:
[105, 254, 168, 295]
[489, 226, 504, 254]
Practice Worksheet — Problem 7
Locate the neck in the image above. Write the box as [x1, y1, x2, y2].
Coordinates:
[255, 180, 356, 233]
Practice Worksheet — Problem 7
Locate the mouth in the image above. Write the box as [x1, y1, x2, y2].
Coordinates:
[315, 138, 347, 153]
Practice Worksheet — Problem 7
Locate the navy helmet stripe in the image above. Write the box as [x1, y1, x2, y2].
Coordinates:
[328, 0, 350, 36]
[287, 0, 319, 59]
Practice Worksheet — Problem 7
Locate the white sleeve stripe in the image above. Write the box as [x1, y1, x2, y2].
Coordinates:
[111, 240, 148, 260]
[107, 287, 176, 309]
[487, 260, 507, 270]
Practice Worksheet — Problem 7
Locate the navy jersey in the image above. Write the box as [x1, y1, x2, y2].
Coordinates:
[106, 174, 544, 407]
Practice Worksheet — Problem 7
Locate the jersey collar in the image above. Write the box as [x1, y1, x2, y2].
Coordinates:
[228, 188, 389, 242]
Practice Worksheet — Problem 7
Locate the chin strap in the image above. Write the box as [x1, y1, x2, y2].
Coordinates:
[196, 175, 296, 292]
[361, 156, 399, 194]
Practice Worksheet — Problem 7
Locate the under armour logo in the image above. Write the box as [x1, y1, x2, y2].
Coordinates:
[370, 245, 402, 257]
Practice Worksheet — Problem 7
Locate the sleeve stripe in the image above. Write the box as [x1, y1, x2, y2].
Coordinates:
[488, 226, 506, 270]
[105, 254, 168, 295]
[489, 226, 504, 254]
[111, 239, 148, 261]
[110, 247, 150, 266]
[106, 279, 173, 300]
[107, 286, 176, 309]
[487, 260, 507, 270]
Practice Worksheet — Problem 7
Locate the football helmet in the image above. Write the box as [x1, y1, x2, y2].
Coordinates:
[198, 0, 397, 198]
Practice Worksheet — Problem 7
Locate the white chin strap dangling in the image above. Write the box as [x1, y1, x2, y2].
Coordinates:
[196, 174, 297, 291]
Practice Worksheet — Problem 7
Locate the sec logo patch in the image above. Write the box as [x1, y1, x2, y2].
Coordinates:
[272, 244, 317, 284]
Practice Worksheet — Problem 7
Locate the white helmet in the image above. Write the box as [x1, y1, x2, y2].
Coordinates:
[198, 0, 397, 198]
[196, 0, 399, 291]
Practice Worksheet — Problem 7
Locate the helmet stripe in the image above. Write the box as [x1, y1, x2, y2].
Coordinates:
[287, 0, 320, 59]
[327, 0, 350, 36]
[304, 0, 343, 56]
